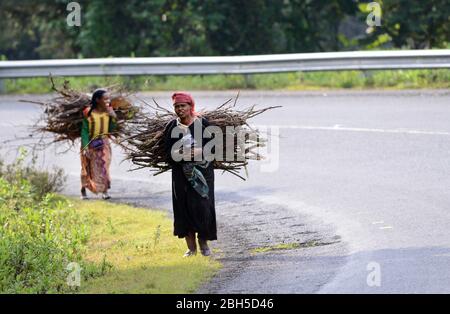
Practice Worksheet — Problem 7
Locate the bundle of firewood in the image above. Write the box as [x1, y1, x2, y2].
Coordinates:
[121, 96, 280, 179]
[26, 77, 141, 144]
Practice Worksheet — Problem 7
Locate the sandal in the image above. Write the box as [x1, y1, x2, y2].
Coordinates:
[200, 247, 211, 256]
[80, 188, 88, 200]
[183, 249, 197, 258]
[198, 239, 211, 256]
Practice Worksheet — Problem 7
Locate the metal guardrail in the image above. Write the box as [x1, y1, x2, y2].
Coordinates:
[0, 50, 449, 79]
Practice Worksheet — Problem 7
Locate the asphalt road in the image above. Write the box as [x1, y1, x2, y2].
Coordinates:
[1, 89, 449, 293]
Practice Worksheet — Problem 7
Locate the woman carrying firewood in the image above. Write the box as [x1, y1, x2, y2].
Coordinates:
[80, 89, 117, 200]
[163, 92, 216, 257]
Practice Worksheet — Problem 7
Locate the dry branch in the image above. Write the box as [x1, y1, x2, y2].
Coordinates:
[22, 77, 142, 146]
[120, 95, 281, 180]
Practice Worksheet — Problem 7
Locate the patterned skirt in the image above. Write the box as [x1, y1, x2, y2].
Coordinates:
[80, 138, 112, 193]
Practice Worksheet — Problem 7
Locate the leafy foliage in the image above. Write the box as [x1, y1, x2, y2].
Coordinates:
[0, 0, 396, 60]
[0, 148, 67, 200]
[0, 149, 103, 293]
[361, 0, 450, 49]
[0, 1, 447, 60]
[0, 180, 87, 293]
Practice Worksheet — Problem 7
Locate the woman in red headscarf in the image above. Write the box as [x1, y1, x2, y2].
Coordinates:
[163, 92, 217, 257]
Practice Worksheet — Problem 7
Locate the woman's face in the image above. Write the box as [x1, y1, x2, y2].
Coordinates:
[174, 102, 192, 119]
[97, 93, 110, 110]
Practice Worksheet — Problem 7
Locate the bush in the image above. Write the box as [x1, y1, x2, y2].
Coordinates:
[0, 149, 106, 293]
[0, 178, 89, 293]
[0, 148, 67, 200]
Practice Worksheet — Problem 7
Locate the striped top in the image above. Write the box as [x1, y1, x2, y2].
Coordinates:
[81, 108, 117, 149]
[87, 111, 110, 139]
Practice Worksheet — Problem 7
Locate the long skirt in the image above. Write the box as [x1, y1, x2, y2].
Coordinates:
[171, 162, 217, 241]
[80, 138, 112, 193]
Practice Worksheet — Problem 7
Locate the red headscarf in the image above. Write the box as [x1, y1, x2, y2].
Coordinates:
[172, 92, 195, 114]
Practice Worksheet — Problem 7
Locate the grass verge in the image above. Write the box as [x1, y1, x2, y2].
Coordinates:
[73, 199, 221, 294]
[251, 240, 336, 254]
[3, 69, 449, 94]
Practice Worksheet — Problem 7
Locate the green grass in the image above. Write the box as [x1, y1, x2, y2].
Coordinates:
[4, 69, 449, 94]
[74, 199, 221, 294]
[0, 193, 221, 294]
[251, 240, 330, 254]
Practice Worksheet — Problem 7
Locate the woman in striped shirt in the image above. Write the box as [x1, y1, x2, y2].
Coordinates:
[80, 89, 117, 200]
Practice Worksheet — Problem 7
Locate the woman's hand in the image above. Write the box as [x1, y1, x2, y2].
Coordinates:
[107, 106, 117, 118]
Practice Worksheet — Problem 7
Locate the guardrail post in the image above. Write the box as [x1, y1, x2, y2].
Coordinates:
[362, 70, 374, 83]
[0, 79, 5, 94]
[244, 74, 254, 88]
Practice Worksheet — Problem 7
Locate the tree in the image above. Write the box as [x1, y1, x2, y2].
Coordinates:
[0, 0, 82, 60]
[201, 0, 358, 55]
[362, 0, 450, 49]
[1, 0, 447, 60]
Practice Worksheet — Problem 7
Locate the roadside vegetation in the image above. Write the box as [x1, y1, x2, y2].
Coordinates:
[4, 69, 449, 95]
[0, 149, 220, 293]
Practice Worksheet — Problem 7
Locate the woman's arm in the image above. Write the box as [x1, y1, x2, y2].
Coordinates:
[108, 116, 118, 133]
[107, 106, 117, 118]
[107, 107, 118, 133]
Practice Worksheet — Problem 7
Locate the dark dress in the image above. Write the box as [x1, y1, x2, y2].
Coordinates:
[163, 117, 217, 241]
